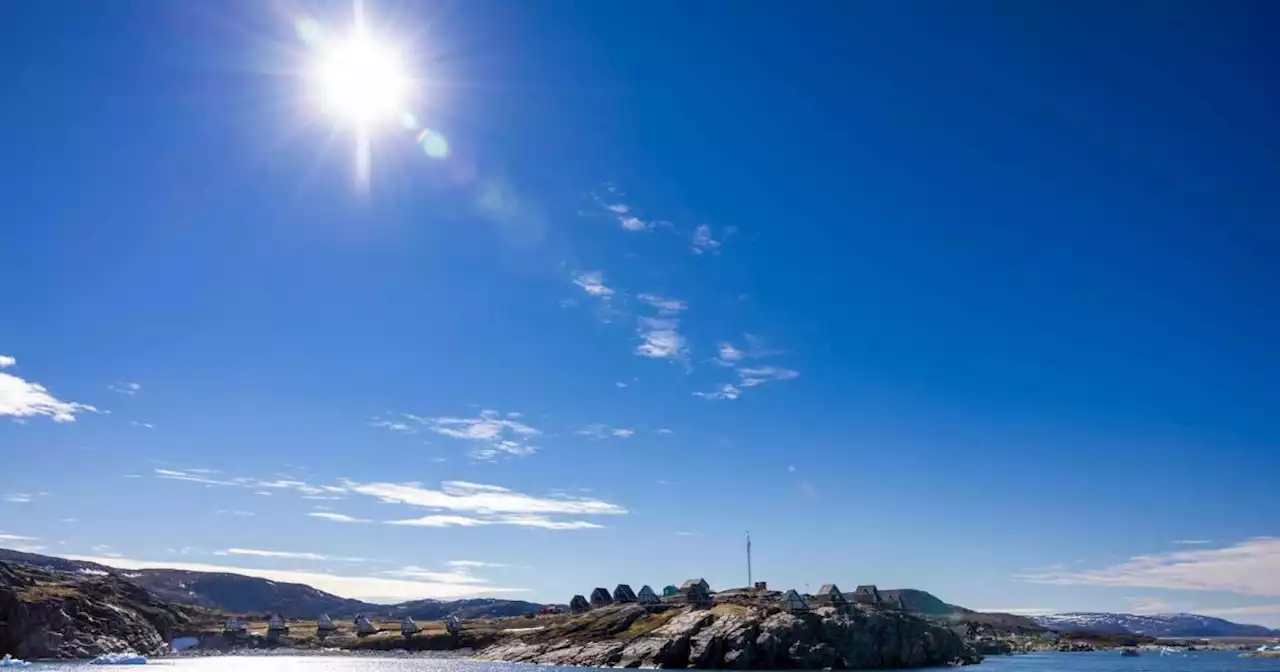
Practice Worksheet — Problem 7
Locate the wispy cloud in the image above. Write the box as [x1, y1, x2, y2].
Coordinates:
[1016, 537, 1280, 596]
[4, 494, 33, 504]
[65, 555, 527, 601]
[308, 512, 371, 524]
[215, 548, 371, 563]
[0, 355, 99, 423]
[1172, 539, 1212, 545]
[575, 424, 635, 440]
[408, 409, 540, 460]
[369, 417, 418, 434]
[698, 335, 797, 399]
[386, 514, 603, 530]
[690, 224, 722, 255]
[153, 467, 623, 531]
[693, 384, 741, 400]
[675, 531, 704, 537]
[635, 317, 687, 360]
[636, 293, 687, 314]
[348, 480, 625, 516]
[129, 420, 154, 429]
[573, 270, 614, 297]
[381, 566, 488, 584]
[448, 560, 508, 568]
[108, 381, 142, 396]
[0, 532, 38, 541]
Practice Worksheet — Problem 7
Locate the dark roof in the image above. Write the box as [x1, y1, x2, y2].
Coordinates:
[613, 584, 638, 601]
[818, 584, 842, 595]
[590, 587, 614, 604]
[680, 578, 709, 592]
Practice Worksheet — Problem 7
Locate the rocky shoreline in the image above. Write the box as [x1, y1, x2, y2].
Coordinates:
[473, 603, 981, 669]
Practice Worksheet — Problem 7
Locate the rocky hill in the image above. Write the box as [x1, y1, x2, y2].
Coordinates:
[1034, 612, 1278, 637]
[0, 549, 543, 620]
[476, 602, 981, 669]
[0, 561, 203, 659]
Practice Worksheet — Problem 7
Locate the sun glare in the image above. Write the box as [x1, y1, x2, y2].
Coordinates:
[315, 34, 409, 126]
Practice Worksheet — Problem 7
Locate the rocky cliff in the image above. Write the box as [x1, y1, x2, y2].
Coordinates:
[476, 603, 981, 669]
[0, 561, 195, 659]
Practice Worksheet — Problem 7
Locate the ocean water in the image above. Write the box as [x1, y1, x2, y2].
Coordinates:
[15, 651, 1280, 672]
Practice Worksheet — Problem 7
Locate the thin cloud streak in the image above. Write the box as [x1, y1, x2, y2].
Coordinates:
[1016, 537, 1280, 597]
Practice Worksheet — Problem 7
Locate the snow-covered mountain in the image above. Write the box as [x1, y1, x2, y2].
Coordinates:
[1034, 612, 1277, 637]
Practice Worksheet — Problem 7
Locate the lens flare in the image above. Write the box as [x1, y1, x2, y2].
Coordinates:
[416, 128, 450, 159]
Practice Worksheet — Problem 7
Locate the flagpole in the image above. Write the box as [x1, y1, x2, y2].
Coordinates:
[746, 530, 753, 588]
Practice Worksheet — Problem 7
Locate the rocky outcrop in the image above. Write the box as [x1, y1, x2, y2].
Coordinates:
[476, 604, 981, 669]
[0, 561, 193, 659]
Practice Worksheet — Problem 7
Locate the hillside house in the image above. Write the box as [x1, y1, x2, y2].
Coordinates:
[662, 585, 679, 597]
[817, 584, 850, 611]
[267, 613, 288, 633]
[355, 614, 377, 635]
[401, 616, 420, 635]
[781, 589, 810, 614]
[590, 587, 614, 607]
[679, 578, 712, 606]
[222, 618, 247, 636]
[569, 594, 591, 613]
[637, 585, 660, 604]
[317, 613, 336, 633]
[854, 585, 883, 605]
[613, 584, 638, 603]
[444, 615, 461, 634]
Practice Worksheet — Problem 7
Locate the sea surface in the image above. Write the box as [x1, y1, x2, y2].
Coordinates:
[15, 651, 1280, 672]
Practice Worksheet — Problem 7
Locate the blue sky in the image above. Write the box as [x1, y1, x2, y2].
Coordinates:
[2, 0, 1279, 624]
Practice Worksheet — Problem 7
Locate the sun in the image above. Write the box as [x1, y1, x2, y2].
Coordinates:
[314, 32, 409, 127]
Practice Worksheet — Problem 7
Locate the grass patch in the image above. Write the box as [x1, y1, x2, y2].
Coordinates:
[18, 584, 82, 601]
[619, 609, 684, 639]
[712, 603, 750, 617]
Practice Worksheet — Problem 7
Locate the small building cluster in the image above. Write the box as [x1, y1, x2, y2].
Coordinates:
[778, 583, 875, 615]
[569, 579, 712, 613]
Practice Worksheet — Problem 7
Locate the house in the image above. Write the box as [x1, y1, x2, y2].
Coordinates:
[680, 578, 711, 593]
[222, 618, 247, 636]
[679, 578, 712, 606]
[267, 613, 288, 633]
[401, 616, 420, 635]
[355, 614, 377, 635]
[569, 594, 591, 613]
[816, 584, 850, 611]
[753, 581, 769, 591]
[590, 587, 614, 607]
[317, 614, 336, 633]
[853, 585, 882, 605]
[637, 585, 660, 604]
[613, 584, 638, 603]
[443, 615, 461, 635]
[662, 585, 680, 597]
[781, 589, 809, 614]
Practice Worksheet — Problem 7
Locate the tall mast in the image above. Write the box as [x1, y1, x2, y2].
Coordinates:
[746, 530, 753, 588]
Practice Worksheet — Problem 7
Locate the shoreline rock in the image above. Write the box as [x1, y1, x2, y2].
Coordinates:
[475, 604, 981, 669]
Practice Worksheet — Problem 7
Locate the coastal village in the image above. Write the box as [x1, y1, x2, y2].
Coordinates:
[216, 578, 900, 642]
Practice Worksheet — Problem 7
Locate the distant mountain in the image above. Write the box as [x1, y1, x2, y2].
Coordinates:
[879, 589, 959, 616]
[0, 548, 545, 620]
[1034, 612, 1278, 637]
